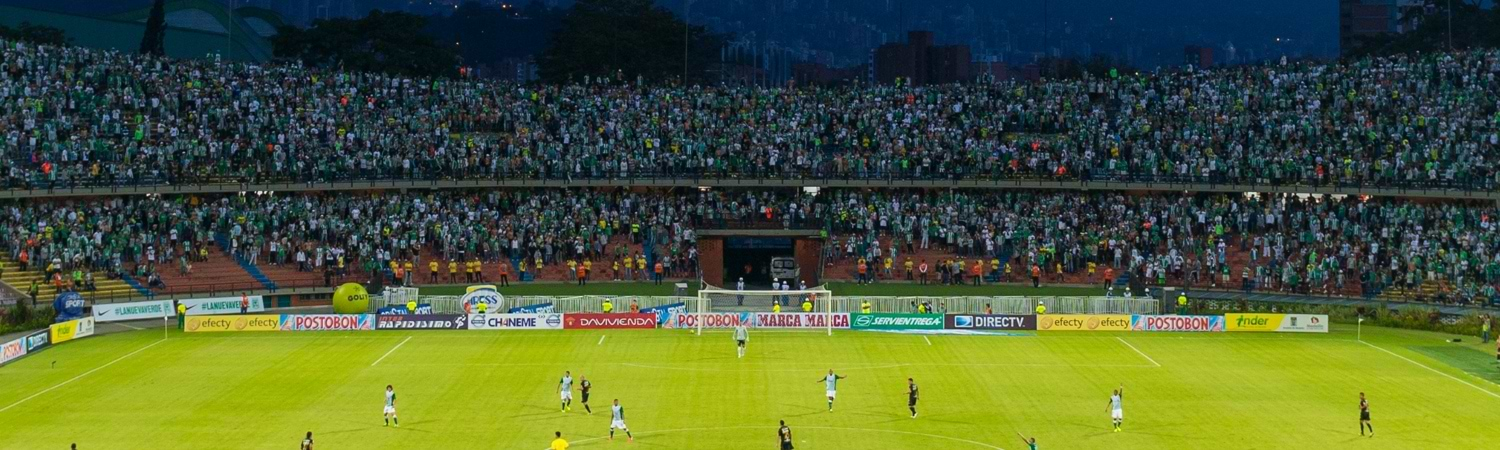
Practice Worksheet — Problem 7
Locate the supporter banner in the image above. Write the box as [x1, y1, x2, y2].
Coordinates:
[849, 313, 944, 331]
[93, 300, 173, 322]
[279, 314, 376, 331]
[376, 314, 469, 330]
[54, 292, 86, 322]
[49, 317, 96, 344]
[563, 313, 657, 329]
[668, 312, 749, 329]
[26, 330, 51, 352]
[1226, 314, 1329, 333]
[0, 337, 26, 365]
[507, 303, 556, 314]
[945, 314, 1037, 331]
[640, 303, 686, 325]
[377, 304, 435, 315]
[752, 313, 850, 329]
[1036, 315, 1132, 331]
[468, 313, 565, 330]
[1131, 315, 1225, 332]
[185, 315, 282, 333]
[181, 296, 265, 316]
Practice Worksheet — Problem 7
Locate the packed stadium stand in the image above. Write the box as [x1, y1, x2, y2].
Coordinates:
[1, 36, 1498, 310]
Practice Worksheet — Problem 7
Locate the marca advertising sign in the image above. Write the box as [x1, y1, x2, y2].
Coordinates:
[1225, 314, 1329, 333]
[563, 313, 658, 329]
[185, 315, 282, 332]
[849, 313, 944, 330]
[468, 313, 565, 330]
[181, 296, 265, 316]
[279, 314, 376, 331]
[669, 313, 852, 329]
[1131, 315, 1225, 332]
[93, 300, 174, 322]
[377, 314, 468, 330]
[0, 337, 26, 365]
[946, 314, 1037, 330]
[378, 304, 435, 315]
[49, 317, 96, 344]
[1036, 315, 1133, 331]
[26, 330, 51, 352]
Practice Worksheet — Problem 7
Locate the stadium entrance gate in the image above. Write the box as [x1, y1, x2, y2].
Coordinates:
[696, 229, 823, 289]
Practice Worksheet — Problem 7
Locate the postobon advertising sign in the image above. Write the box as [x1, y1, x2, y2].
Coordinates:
[468, 313, 565, 330]
[0, 337, 25, 365]
[1130, 315, 1225, 332]
[1036, 315, 1132, 331]
[848, 313, 944, 330]
[1226, 314, 1329, 333]
[185, 315, 282, 332]
[93, 300, 174, 322]
[49, 317, 96, 344]
[279, 314, 376, 331]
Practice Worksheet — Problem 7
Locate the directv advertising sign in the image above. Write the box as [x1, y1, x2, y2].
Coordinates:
[53, 292, 85, 322]
[945, 314, 1037, 330]
[25, 330, 50, 352]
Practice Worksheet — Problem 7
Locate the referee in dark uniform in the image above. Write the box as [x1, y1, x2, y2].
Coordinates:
[1359, 392, 1373, 437]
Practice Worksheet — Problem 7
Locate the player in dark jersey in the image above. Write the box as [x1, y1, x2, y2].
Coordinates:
[778, 420, 794, 450]
[580, 376, 593, 414]
[300, 431, 314, 450]
[1359, 392, 1373, 437]
[907, 378, 919, 418]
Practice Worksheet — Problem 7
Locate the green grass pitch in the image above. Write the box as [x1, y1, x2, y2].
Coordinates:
[2, 324, 1498, 449]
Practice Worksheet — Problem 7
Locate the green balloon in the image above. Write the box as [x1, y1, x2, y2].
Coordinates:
[332, 283, 370, 314]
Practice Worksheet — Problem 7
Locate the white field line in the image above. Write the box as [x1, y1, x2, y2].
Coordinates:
[922, 336, 932, 346]
[1357, 340, 1500, 400]
[370, 336, 412, 367]
[1115, 337, 1161, 367]
[0, 339, 166, 413]
[598, 335, 607, 345]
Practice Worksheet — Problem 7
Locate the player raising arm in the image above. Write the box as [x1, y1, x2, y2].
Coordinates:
[1016, 433, 1036, 450]
[1106, 384, 1123, 432]
[817, 370, 846, 412]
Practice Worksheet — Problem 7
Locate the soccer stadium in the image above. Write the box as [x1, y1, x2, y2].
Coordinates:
[1, 1, 1500, 449]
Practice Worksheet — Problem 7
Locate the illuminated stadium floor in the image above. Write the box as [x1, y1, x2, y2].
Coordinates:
[1, 325, 1498, 449]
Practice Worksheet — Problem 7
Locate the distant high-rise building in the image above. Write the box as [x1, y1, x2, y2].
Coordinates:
[1339, 0, 1425, 55]
[1184, 45, 1213, 68]
[874, 31, 971, 85]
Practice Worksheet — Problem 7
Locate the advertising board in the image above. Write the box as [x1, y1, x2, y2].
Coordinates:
[279, 314, 376, 331]
[49, 317, 96, 344]
[181, 296, 265, 316]
[1035, 315, 1133, 331]
[1225, 314, 1329, 333]
[376, 314, 469, 330]
[1130, 315, 1225, 332]
[93, 300, 174, 322]
[0, 337, 25, 365]
[848, 313, 944, 330]
[945, 314, 1037, 330]
[563, 313, 657, 329]
[184, 315, 283, 332]
[467, 313, 565, 330]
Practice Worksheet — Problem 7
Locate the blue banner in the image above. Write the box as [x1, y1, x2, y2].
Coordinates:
[25, 330, 50, 352]
[640, 302, 687, 326]
[508, 303, 556, 314]
[53, 292, 85, 322]
[377, 304, 434, 315]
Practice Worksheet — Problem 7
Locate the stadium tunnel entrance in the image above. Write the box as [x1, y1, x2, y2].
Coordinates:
[697, 229, 823, 289]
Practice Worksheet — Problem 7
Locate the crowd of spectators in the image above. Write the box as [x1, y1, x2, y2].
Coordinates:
[3, 189, 1497, 306]
[3, 38, 1499, 189]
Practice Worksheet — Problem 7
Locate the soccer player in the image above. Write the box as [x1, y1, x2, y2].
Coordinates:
[609, 399, 634, 442]
[383, 385, 399, 427]
[907, 378, 919, 418]
[301, 432, 314, 450]
[817, 370, 846, 412]
[778, 420, 795, 450]
[559, 371, 574, 412]
[549, 431, 569, 450]
[1106, 385, 1123, 432]
[734, 323, 749, 359]
[1359, 392, 1373, 437]
[1016, 433, 1036, 450]
[580, 376, 593, 414]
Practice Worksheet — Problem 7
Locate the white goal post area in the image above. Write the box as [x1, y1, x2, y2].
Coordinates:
[696, 287, 835, 336]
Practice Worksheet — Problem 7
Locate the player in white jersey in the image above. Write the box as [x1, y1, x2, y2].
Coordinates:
[734, 324, 749, 358]
[817, 369, 847, 412]
[609, 399, 634, 442]
[559, 371, 574, 412]
[383, 385, 399, 427]
[1106, 384, 1124, 432]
